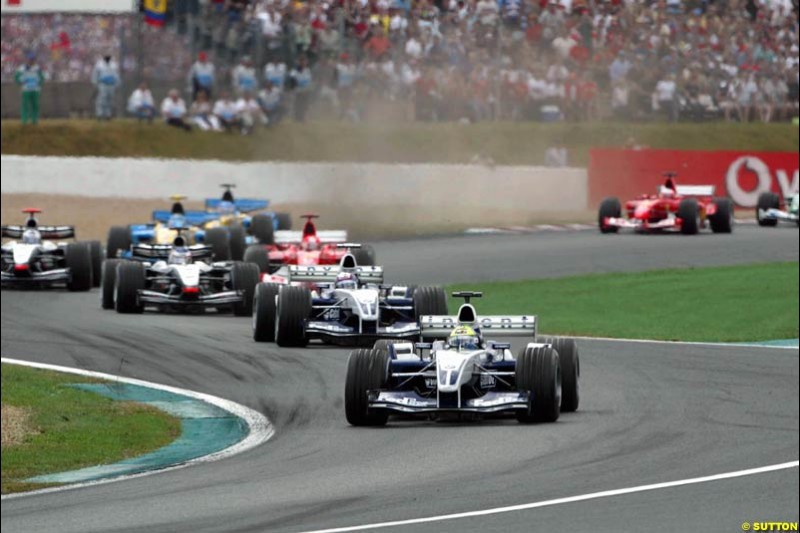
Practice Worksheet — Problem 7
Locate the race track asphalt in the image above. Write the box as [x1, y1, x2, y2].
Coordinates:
[1, 225, 798, 533]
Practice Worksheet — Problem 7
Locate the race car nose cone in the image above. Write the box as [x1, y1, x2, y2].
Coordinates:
[13, 264, 30, 272]
[182, 286, 200, 297]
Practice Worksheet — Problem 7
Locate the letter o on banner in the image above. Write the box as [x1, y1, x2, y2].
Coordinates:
[725, 156, 772, 207]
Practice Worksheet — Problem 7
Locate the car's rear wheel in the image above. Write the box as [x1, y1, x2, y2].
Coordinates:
[87, 240, 103, 287]
[275, 212, 292, 231]
[228, 224, 247, 261]
[205, 227, 230, 261]
[345, 348, 390, 426]
[106, 226, 131, 259]
[598, 197, 621, 233]
[231, 261, 260, 316]
[756, 191, 780, 227]
[275, 285, 311, 347]
[243, 244, 270, 273]
[709, 197, 734, 234]
[101, 259, 121, 309]
[516, 346, 561, 423]
[372, 338, 409, 356]
[353, 244, 376, 266]
[540, 337, 579, 412]
[413, 286, 448, 321]
[678, 198, 700, 235]
[115, 261, 145, 314]
[250, 214, 275, 245]
[65, 243, 93, 292]
[253, 283, 280, 342]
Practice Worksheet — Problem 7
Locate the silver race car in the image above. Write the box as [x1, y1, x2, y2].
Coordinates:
[101, 232, 260, 314]
[252, 250, 448, 346]
[757, 192, 799, 227]
[1, 208, 101, 291]
[344, 292, 580, 426]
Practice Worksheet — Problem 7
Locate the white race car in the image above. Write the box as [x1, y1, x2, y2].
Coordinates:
[344, 292, 580, 426]
[757, 192, 799, 227]
[1, 208, 100, 291]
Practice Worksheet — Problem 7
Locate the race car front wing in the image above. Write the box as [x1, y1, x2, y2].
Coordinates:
[137, 289, 243, 307]
[1, 268, 71, 286]
[369, 389, 529, 414]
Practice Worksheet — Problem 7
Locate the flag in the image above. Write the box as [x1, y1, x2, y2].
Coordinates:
[143, 0, 167, 27]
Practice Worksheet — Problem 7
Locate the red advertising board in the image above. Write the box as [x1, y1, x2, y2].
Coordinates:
[589, 149, 799, 208]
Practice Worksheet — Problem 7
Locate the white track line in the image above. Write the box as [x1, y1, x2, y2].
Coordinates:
[296, 461, 799, 533]
[564, 335, 799, 350]
[0, 356, 274, 501]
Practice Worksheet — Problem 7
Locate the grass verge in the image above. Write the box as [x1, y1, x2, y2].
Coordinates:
[2, 120, 797, 165]
[1, 364, 181, 494]
[446, 262, 799, 342]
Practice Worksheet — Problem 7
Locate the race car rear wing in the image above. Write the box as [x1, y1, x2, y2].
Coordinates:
[151, 210, 216, 227]
[205, 198, 269, 213]
[130, 243, 214, 261]
[1, 225, 75, 240]
[662, 185, 715, 197]
[287, 264, 384, 284]
[274, 230, 349, 245]
[420, 315, 537, 339]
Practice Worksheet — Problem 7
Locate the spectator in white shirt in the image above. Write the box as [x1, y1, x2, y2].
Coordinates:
[258, 80, 283, 124]
[190, 90, 222, 131]
[127, 81, 155, 122]
[213, 91, 240, 132]
[160, 88, 191, 131]
[654, 73, 678, 122]
[235, 91, 267, 134]
[737, 72, 758, 123]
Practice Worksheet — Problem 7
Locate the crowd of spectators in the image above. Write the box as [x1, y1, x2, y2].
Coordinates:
[3, 0, 799, 125]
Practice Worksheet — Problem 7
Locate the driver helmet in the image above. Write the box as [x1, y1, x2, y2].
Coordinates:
[21, 229, 41, 245]
[335, 271, 359, 290]
[303, 236, 321, 251]
[168, 246, 192, 265]
[217, 201, 236, 216]
[168, 213, 187, 229]
[449, 325, 480, 351]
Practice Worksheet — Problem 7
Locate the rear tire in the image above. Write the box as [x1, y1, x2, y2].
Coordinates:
[275, 212, 292, 231]
[88, 240, 103, 287]
[115, 261, 145, 314]
[598, 197, 621, 234]
[65, 243, 92, 292]
[516, 346, 561, 423]
[540, 337, 580, 412]
[250, 214, 275, 245]
[205, 227, 230, 261]
[243, 244, 270, 273]
[253, 283, 280, 342]
[106, 226, 131, 259]
[709, 197, 734, 234]
[101, 259, 121, 309]
[372, 338, 408, 356]
[275, 285, 311, 347]
[678, 198, 700, 235]
[756, 191, 780, 227]
[353, 244, 376, 266]
[231, 261, 260, 316]
[413, 286, 448, 321]
[345, 348, 390, 426]
[228, 224, 247, 261]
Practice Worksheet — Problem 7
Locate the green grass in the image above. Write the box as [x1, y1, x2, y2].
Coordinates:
[446, 262, 799, 342]
[2, 120, 797, 165]
[1, 364, 181, 494]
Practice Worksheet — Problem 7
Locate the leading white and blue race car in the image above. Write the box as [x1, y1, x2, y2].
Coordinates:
[344, 292, 580, 426]
[756, 191, 799, 227]
[252, 251, 448, 347]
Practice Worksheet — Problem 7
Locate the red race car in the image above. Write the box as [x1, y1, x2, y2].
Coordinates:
[243, 214, 376, 279]
[598, 173, 734, 235]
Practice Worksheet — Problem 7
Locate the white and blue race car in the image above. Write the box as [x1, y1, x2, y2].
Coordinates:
[757, 192, 799, 227]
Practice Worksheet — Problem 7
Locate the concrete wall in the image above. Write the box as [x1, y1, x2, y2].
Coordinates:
[1, 156, 588, 212]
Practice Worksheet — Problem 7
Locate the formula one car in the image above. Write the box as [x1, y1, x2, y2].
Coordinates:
[106, 195, 217, 259]
[756, 191, 799, 227]
[598, 173, 734, 235]
[2, 208, 101, 290]
[252, 251, 447, 347]
[197, 184, 292, 260]
[101, 230, 260, 315]
[344, 292, 580, 426]
[243, 214, 375, 275]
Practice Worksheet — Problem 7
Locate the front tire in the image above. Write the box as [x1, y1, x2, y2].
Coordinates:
[205, 227, 231, 261]
[275, 212, 292, 231]
[250, 214, 275, 245]
[413, 286, 448, 321]
[106, 226, 131, 259]
[243, 244, 270, 273]
[275, 285, 311, 347]
[88, 240, 103, 287]
[231, 261, 260, 316]
[101, 259, 121, 309]
[756, 191, 780, 227]
[65, 243, 93, 292]
[228, 225, 247, 261]
[516, 346, 561, 423]
[678, 198, 700, 235]
[253, 283, 280, 342]
[344, 348, 390, 426]
[115, 261, 145, 314]
[598, 197, 621, 234]
[353, 244, 376, 266]
[540, 337, 580, 412]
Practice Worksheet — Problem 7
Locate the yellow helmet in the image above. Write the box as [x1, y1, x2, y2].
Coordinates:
[449, 325, 480, 351]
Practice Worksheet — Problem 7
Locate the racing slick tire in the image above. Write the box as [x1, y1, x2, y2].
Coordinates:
[709, 198, 734, 234]
[413, 286, 449, 321]
[678, 198, 700, 235]
[101, 259, 121, 310]
[106, 226, 132, 259]
[353, 244, 376, 266]
[345, 348, 390, 426]
[756, 191, 780, 227]
[540, 337, 580, 413]
[115, 261, 145, 314]
[275, 285, 311, 347]
[253, 283, 280, 342]
[88, 240, 103, 287]
[228, 224, 247, 261]
[250, 214, 275, 245]
[515, 346, 561, 423]
[231, 261, 261, 316]
[65, 243, 93, 292]
[373, 339, 408, 357]
[276, 212, 292, 231]
[243, 244, 270, 273]
[205, 227, 231, 261]
[598, 197, 621, 234]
